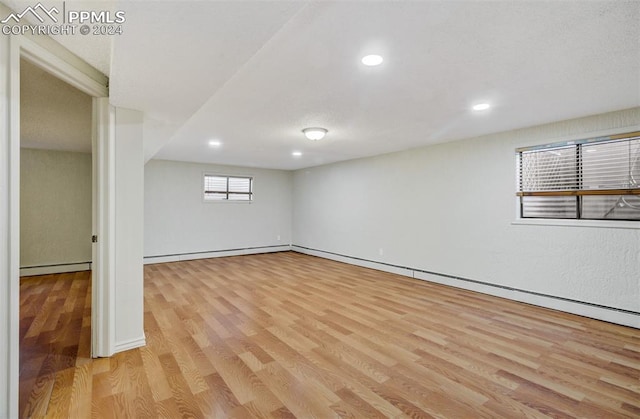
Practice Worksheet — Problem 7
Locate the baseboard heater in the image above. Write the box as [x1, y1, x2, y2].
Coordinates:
[144, 244, 291, 265]
[291, 245, 639, 329]
[20, 261, 91, 277]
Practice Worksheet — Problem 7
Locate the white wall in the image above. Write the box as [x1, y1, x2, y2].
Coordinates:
[144, 159, 292, 262]
[293, 108, 640, 327]
[20, 149, 91, 272]
[113, 107, 145, 352]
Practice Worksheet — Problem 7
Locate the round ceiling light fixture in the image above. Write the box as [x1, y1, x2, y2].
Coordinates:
[302, 127, 328, 141]
[208, 139, 222, 147]
[472, 103, 491, 111]
[292, 151, 303, 157]
[361, 54, 383, 66]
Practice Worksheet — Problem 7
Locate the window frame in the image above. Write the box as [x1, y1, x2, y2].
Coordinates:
[515, 130, 640, 223]
[202, 173, 253, 203]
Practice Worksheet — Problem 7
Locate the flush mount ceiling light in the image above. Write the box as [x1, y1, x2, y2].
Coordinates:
[472, 103, 491, 111]
[361, 54, 383, 66]
[208, 139, 222, 147]
[302, 127, 328, 141]
[292, 151, 303, 157]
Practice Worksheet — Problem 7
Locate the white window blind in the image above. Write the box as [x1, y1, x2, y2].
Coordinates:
[516, 132, 640, 220]
[204, 175, 253, 201]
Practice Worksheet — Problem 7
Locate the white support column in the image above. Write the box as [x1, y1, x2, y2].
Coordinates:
[92, 105, 146, 356]
[92, 98, 116, 357]
[113, 107, 146, 352]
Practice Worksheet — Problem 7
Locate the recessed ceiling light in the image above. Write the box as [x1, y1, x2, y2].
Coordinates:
[208, 140, 222, 147]
[292, 151, 302, 157]
[302, 127, 328, 141]
[361, 54, 383, 66]
[472, 103, 491, 111]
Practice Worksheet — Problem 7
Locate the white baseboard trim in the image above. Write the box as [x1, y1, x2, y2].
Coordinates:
[20, 262, 91, 277]
[292, 245, 639, 329]
[114, 334, 146, 353]
[292, 246, 413, 278]
[414, 272, 639, 329]
[144, 245, 291, 265]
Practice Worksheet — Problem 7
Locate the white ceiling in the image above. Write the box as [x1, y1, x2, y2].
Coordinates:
[6, 0, 640, 170]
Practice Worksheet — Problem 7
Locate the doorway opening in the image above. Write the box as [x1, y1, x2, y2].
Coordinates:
[5, 33, 110, 417]
[18, 58, 94, 416]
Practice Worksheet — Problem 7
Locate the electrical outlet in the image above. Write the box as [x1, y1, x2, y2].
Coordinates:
[277, 235, 281, 241]
[379, 248, 384, 256]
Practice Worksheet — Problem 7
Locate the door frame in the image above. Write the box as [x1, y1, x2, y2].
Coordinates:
[4, 33, 112, 418]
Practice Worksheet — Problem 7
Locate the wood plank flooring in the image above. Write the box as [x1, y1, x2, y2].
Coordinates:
[20, 271, 92, 418]
[20, 251, 640, 418]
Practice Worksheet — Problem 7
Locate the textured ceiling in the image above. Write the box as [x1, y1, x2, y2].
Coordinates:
[7, 1, 640, 169]
[20, 58, 92, 152]
[3, 0, 114, 74]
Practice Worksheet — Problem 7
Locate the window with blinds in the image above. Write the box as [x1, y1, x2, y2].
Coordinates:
[203, 174, 253, 201]
[516, 132, 640, 221]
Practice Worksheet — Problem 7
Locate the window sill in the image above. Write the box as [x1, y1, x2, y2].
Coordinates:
[511, 219, 640, 229]
[203, 200, 252, 204]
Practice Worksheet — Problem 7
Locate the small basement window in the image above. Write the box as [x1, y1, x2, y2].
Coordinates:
[516, 131, 640, 221]
[204, 174, 253, 202]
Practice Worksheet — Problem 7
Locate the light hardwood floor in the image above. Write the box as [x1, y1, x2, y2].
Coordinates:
[20, 270, 92, 417]
[20, 252, 640, 418]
